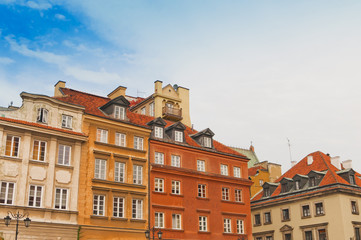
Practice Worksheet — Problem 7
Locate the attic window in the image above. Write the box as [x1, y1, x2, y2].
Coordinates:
[37, 108, 48, 123]
[295, 180, 300, 190]
[264, 188, 270, 197]
[350, 175, 356, 185]
[114, 106, 125, 120]
[203, 137, 212, 148]
[309, 177, 316, 187]
[281, 183, 288, 193]
[175, 131, 183, 142]
[154, 126, 163, 138]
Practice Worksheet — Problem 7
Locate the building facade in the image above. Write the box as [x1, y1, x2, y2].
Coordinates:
[251, 151, 361, 240]
[0, 91, 86, 239]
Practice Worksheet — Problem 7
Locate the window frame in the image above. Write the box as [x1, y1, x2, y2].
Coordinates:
[133, 165, 143, 184]
[134, 136, 144, 150]
[220, 164, 228, 176]
[172, 213, 182, 230]
[154, 152, 164, 165]
[235, 189, 242, 202]
[172, 180, 181, 195]
[37, 108, 48, 123]
[281, 208, 290, 221]
[93, 194, 105, 216]
[233, 166, 241, 178]
[132, 198, 143, 219]
[198, 216, 207, 232]
[222, 187, 230, 201]
[315, 202, 324, 216]
[96, 128, 108, 143]
[115, 132, 126, 147]
[171, 155, 181, 167]
[5, 135, 21, 158]
[32, 140, 47, 161]
[197, 160, 206, 172]
[57, 144, 71, 166]
[174, 130, 183, 142]
[197, 184, 206, 198]
[54, 188, 68, 210]
[236, 219, 244, 234]
[113, 196, 125, 218]
[154, 126, 163, 138]
[0, 181, 15, 205]
[94, 159, 107, 180]
[114, 161, 125, 183]
[61, 114, 72, 129]
[223, 218, 232, 233]
[264, 211, 272, 224]
[154, 178, 164, 192]
[155, 212, 165, 228]
[28, 185, 43, 208]
[114, 105, 125, 120]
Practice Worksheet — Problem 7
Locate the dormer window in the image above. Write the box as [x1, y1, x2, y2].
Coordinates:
[350, 175, 356, 185]
[281, 183, 288, 193]
[37, 108, 48, 123]
[154, 126, 163, 138]
[295, 180, 300, 190]
[62, 115, 72, 129]
[141, 107, 146, 115]
[175, 131, 183, 142]
[309, 177, 316, 187]
[264, 188, 270, 197]
[204, 137, 212, 148]
[114, 106, 125, 120]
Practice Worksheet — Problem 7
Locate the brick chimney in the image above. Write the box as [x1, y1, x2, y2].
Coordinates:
[154, 80, 163, 93]
[250, 145, 255, 152]
[108, 86, 127, 99]
[54, 80, 66, 97]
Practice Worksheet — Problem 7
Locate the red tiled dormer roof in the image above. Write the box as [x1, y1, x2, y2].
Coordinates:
[55, 88, 246, 158]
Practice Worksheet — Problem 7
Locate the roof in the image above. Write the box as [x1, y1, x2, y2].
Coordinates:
[252, 151, 361, 203]
[248, 166, 266, 176]
[232, 146, 260, 167]
[55, 88, 246, 158]
[0, 116, 85, 136]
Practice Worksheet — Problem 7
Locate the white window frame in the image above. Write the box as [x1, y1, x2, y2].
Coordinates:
[114, 162, 125, 182]
[224, 218, 232, 233]
[155, 212, 164, 228]
[32, 140, 47, 161]
[174, 131, 183, 142]
[235, 189, 242, 202]
[58, 144, 71, 165]
[198, 184, 206, 198]
[132, 199, 143, 219]
[0, 181, 15, 205]
[220, 164, 228, 176]
[28, 185, 42, 207]
[134, 136, 144, 150]
[154, 126, 163, 138]
[149, 102, 155, 117]
[222, 187, 230, 201]
[37, 108, 48, 123]
[154, 178, 164, 192]
[199, 216, 207, 232]
[172, 180, 181, 195]
[155, 152, 164, 165]
[61, 114, 72, 129]
[54, 188, 68, 210]
[197, 160, 205, 172]
[172, 214, 182, 230]
[204, 136, 212, 148]
[237, 219, 244, 234]
[93, 194, 105, 216]
[141, 107, 146, 115]
[115, 132, 126, 147]
[5, 135, 20, 158]
[95, 159, 107, 180]
[113, 197, 125, 218]
[233, 167, 241, 178]
[171, 155, 181, 167]
[114, 105, 126, 120]
[133, 165, 143, 184]
[97, 129, 108, 143]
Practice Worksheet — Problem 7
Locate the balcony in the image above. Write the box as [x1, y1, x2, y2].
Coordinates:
[162, 105, 183, 121]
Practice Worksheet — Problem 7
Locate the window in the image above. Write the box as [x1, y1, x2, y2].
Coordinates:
[254, 214, 261, 225]
[134, 136, 143, 150]
[95, 159, 106, 179]
[54, 188, 67, 209]
[133, 165, 143, 184]
[175, 131, 183, 142]
[5, 135, 20, 157]
[115, 132, 126, 147]
[61, 115, 72, 128]
[224, 218, 232, 233]
[114, 162, 125, 182]
[264, 212, 271, 224]
[237, 219, 244, 234]
[132, 199, 143, 219]
[58, 144, 71, 165]
[350, 175, 356, 185]
[318, 229, 327, 240]
[113, 197, 124, 218]
[155, 212, 164, 228]
[171, 155, 180, 167]
[355, 227, 361, 240]
[198, 184, 206, 198]
[28, 185, 42, 207]
[309, 177, 316, 187]
[149, 102, 155, 117]
[282, 209, 290, 221]
[197, 160, 205, 172]
[295, 180, 300, 190]
[141, 107, 146, 115]
[264, 188, 271, 197]
[199, 216, 207, 232]
[305, 231, 313, 240]
[315, 202, 324, 215]
[222, 188, 230, 201]
[256, 238, 262, 240]
[93, 194, 105, 216]
[154, 126, 163, 138]
[172, 180, 181, 195]
[352, 201, 359, 214]
[114, 106, 125, 120]
[281, 183, 288, 193]
[154, 152, 164, 165]
[154, 178, 164, 192]
[204, 137, 212, 148]
[32, 140, 46, 161]
[266, 237, 273, 240]
[284, 233, 292, 240]
[97, 129, 108, 143]
[172, 214, 181, 230]
[0, 182, 15, 205]
[220, 164, 228, 176]
[235, 189, 242, 202]
[233, 167, 241, 178]
[37, 108, 48, 123]
[302, 205, 311, 217]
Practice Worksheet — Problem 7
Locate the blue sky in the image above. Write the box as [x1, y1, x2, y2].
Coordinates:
[1, 0, 361, 172]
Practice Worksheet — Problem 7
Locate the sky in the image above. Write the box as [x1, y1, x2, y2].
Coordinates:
[0, 0, 361, 173]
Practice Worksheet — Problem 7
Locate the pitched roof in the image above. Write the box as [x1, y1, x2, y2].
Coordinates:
[231, 146, 260, 167]
[252, 151, 361, 202]
[55, 88, 246, 158]
[248, 166, 266, 176]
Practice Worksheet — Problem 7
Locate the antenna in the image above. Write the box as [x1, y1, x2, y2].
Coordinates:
[137, 90, 146, 98]
[287, 138, 295, 166]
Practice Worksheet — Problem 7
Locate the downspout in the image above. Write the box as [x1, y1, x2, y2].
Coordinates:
[148, 137, 151, 232]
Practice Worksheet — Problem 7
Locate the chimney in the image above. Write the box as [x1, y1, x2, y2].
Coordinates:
[342, 159, 352, 169]
[307, 156, 313, 165]
[154, 80, 163, 93]
[54, 80, 66, 97]
[331, 156, 341, 169]
[108, 86, 127, 100]
[250, 145, 255, 152]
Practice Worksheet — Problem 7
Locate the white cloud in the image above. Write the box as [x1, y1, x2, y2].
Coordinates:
[0, 57, 15, 65]
[26, 0, 52, 10]
[64, 67, 121, 83]
[55, 13, 66, 20]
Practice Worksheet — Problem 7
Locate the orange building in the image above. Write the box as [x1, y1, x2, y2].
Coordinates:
[54, 82, 151, 240]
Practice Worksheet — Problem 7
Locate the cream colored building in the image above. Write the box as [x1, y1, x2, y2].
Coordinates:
[0, 91, 86, 239]
[251, 151, 361, 240]
[130, 80, 191, 127]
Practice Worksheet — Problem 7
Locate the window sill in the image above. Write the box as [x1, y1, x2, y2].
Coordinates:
[170, 193, 183, 197]
[94, 141, 146, 153]
[153, 191, 167, 195]
[55, 164, 74, 169]
[92, 179, 146, 189]
[163, 228, 184, 232]
[221, 200, 244, 204]
[253, 224, 262, 227]
[264, 222, 272, 225]
[198, 231, 211, 234]
[352, 212, 360, 215]
[282, 219, 290, 222]
[90, 215, 108, 220]
[29, 160, 49, 166]
[223, 232, 240, 236]
[301, 215, 311, 219]
[62, 126, 73, 130]
[1, 155, 22, 162]
[196, 197, 209, 201]
[130, 219, 146, 223]
[315, 213, 325, 217]
[111, 217, 128, 221]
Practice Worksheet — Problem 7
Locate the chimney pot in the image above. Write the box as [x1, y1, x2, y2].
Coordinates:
[307, 156, 313, 165]
[331, 156, 341, 169]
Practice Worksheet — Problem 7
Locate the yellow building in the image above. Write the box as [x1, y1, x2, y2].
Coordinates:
[251, 151, 361, 240]
[0, 91, 86, 239]
[54, 82, 151, 240]
[130, 80, 191, 127]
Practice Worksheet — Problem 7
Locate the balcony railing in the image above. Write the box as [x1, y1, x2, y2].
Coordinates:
[162, 105, 182, 121]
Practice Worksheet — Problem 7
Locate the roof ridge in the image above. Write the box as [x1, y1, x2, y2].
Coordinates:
[318, 152, 339, 183]
[62, 88, 110, 100]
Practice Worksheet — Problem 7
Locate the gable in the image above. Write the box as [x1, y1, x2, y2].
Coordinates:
[162, 84, 179, 99]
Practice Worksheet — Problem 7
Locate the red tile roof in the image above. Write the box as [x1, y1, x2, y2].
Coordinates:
[0, 116, 85, 136]
[248, 166, 266, 176]
[55, 88, 246, 158]
[252, 151, 361, 202]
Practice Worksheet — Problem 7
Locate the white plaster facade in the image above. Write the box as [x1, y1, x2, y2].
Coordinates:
[0, 92, 86, 240]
